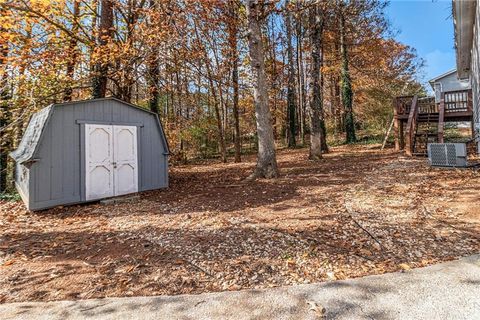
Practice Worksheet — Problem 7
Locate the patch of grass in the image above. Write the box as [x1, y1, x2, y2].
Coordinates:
[327, 130, 390, 147]
[0, 192, 21, 202]
[281, 252, 293, 260]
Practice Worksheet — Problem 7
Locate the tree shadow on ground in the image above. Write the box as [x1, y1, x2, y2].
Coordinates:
[2, 148, 479, 304]
[2, 206, 479, 303]
[33, 149, 393, 218]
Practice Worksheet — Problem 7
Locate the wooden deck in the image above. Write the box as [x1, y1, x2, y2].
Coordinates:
[395, 90, 473, 121]
[393, 89, 473, 156]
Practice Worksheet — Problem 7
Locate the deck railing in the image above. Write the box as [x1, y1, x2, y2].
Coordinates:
[418, 97, 437, 114]
[394, 89, 472, 118]
[444, 89, 472, 113]
[394, 95, 414, 117]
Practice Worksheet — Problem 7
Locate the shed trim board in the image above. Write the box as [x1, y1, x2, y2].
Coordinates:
[14, 182, 29, 208]
[76, 120, 144, 127]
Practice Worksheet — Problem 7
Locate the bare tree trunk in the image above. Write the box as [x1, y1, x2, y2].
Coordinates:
[92, 0, 113, 98]
[285, 0, 296, 148]
[147, 54, 159, 113]
[64, 0, 81, 101]
[295, 4, 306, 146]
[228, 0, 241, 162]
[192, 18, 227, 162]
[205, 58, 227, 163]
[308, 4, 324, 160]
[268, 17, 278, 140]
[88, 0, 98, 76]
[123, 4, 137, 103]
[246, 0, 278, 179]
[339, 2, 356, 143]
[0, 13, 10, 192]
[319, 38, 329, 153]
[333, 72, 343, 134]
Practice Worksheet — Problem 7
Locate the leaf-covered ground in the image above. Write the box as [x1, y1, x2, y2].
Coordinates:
[1, 145, 479, 303]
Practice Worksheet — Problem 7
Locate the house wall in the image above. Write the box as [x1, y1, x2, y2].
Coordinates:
[29, 99, 168, 210]
[433, 72, 471, 103]
[471, 2, 480, 153]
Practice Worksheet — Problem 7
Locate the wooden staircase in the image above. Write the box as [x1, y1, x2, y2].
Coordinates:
[413, 114, 439, 156]
[405, 95, 445, 156]
[394, 89, 472, 156]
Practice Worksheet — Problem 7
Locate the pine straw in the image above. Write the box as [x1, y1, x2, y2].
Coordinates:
[0, 145, 479, 303]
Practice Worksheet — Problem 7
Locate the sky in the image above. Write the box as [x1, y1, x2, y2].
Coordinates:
[385, 0, 456, 87]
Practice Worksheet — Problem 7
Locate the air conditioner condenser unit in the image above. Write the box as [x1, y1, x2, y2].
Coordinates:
[427, 143, 467, 168]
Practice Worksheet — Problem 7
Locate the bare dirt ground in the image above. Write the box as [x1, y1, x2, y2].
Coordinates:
[1, 145, 479, 303]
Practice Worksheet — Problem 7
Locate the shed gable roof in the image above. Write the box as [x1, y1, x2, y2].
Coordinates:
[10, 105, 53, 164]
[10, 98, 169, 164]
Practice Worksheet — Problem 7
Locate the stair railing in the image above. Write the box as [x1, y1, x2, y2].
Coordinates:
[405, 95, 418, 156]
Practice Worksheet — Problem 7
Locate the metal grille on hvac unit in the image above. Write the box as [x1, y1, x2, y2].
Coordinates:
[428, 143, 467, 167]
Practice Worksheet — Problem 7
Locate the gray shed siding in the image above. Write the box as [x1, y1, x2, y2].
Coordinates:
[15, 164, 30, 206]
[23, 99, 167, 210]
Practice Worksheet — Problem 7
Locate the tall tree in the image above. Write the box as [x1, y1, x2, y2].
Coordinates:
[0, 0, 423, 179]
[0, 6, 10, 192]
[285, 0, 296, 148]
[295, 3, 306, 146]
[227, 0, 242, 162]
[92, 0, 114, 98]
[147, 53, 160, 113]
[246, 0, 278, 179]
[339, 1, 356, 143]
[147, 0, 160, 114]
[64, 0, 81, 102]
[308, 3, 324, 160]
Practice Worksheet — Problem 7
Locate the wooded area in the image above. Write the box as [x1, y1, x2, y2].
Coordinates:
[2, 1, 480, 308]
[0, 0, 424, 191]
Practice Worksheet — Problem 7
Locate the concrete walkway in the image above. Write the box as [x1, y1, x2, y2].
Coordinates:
[2, 255, 480, 320]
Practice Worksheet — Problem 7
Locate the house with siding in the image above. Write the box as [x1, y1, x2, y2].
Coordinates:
[393, 2, 479, 156]
[428, 69, 471, 103]
[453, 0, 480, 154]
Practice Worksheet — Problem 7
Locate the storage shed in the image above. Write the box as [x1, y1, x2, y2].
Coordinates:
[10, 98, 169, 211]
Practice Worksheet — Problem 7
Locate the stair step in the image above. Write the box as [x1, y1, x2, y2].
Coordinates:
[415, 133, 437, 136]
[412, 152, 428, 157]
[418, 113, 439, 118]
[417, 117, 439, 121]
[418, 114, 439, 117]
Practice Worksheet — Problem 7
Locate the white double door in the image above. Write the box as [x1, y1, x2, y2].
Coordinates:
[85, 124, 138, 201]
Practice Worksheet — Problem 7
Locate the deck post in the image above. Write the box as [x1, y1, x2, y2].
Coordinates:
[405, 95, 418, 156]
[438, 92, 445, 143]
[399, 121, 404, 149]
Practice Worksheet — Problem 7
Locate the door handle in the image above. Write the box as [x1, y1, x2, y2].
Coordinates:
[112, 161, 117, 168]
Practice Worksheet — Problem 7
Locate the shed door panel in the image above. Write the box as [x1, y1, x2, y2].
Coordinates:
[113, 126, 138, 196]
[85, 124, 114, 200]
